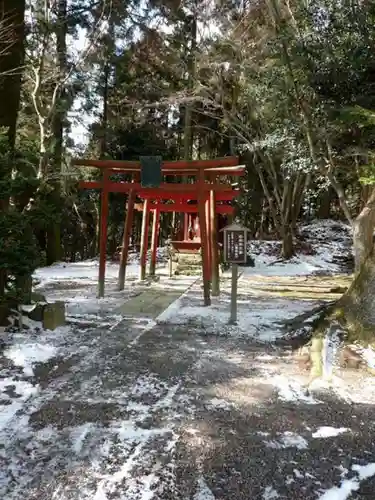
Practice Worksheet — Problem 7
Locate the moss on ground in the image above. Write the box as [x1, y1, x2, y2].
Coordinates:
[240, 273, 351, 301]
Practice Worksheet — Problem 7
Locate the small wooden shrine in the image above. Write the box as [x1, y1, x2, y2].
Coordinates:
[74, 156, 245, 305]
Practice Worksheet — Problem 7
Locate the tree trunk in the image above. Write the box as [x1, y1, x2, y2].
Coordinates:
[0, 0, 26, 299]
[183, 14, 196, 161]
[318, 187, 333, 219]
[352, 188, 375, 272]
[96, 23, 113, 256]
[340, 257, 375, 338]
[307, 191, 375, 350]
[46, 0, 67, 265]
[281, 227, 294, 259]
[0, 0, 25, 150]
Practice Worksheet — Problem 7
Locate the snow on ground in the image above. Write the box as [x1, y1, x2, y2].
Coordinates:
[264, 431, 309, 450]
[312, 427, 350, 439]
[245, 219, 352, 277]
[262, 486, 279, 499]
[157, 219, 352, 339]
[193, 477, 216, 500]
[267, 374, 322, 404]
[33, 259, 136, 286]
[4, 342, 57, 376]
[2, 220, 372, 499]
[253, 348, 375, 407]
[157, 278, 318, 341]
[33, 259, 141, 320]
[0, 378, 38, 433]
[318, 463, 375, 499]
[0, 339, 184, 499]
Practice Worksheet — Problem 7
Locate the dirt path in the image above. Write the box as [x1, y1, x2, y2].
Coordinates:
[1, 318, 375, 499]
[1, 271, 374, 499]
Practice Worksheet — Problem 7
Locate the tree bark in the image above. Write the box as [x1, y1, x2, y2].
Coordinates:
[46, 0, 67, 265]
[281, 227, 294, 259]
[0, 0, 25, 150]
[0, 0, 26, 299]
[183, 13, 197, 161]
[318, 187, 333, 219]
[352, 187, 375, 272]
[306, 189, 375, 348]
[341, 257, 375, 334]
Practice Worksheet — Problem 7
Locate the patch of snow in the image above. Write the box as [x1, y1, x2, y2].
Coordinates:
[92, 440, 146, 499]
[352, 462, 375, 480]
[157, 281, 318, 341]
[293, 469, 304, 479]
[205, 397, 234, 410]
[193, 477, 216, 500]
[130, 373, 166, 398]
[154, 383, 180, 409]
[281, 431, 309, 450]
[256, 354, 275, 361]
[362, 346, 375, 370]
[34, 259, 139, 288]
[91, 421, 178, 500]
[70, 423, 94, 454]
[21, 316, 42, 329]
[0, 378, 38, 432]
[312, 427, 350, 439]
[35, 425, 58, 442]
[318, 479, 359, 499]
[269, 375, 321, 404]
[243, 257, 329, 278]
[33, 259, 144, 323]
[337, 466, 349, 478]
[244, 219, 352, 277]
[4, 343, 58, 376]
[262, 485, 279, 499]
[318, 462, 375, 499]
[265, 431, 308, 450]
[311, 375, 375, 405]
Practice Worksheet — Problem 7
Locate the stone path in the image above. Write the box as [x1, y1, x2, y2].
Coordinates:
[115, 287, 191, 318]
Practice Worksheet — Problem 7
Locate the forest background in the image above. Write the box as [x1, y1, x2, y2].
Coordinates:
[1, 0, 375, 313]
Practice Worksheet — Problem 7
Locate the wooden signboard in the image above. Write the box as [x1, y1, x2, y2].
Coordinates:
[222, 223, 248, 264]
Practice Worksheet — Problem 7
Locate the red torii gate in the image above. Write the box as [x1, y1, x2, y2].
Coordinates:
[74, 156, 245, 305]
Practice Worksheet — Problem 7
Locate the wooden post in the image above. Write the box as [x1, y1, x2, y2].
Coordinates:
[210, 189, 220, 296]
[149, 204, 160, 276]
[168, 244, 173, 277]
[198, 171, 211, 306]
[184, 213, 189, 240]
[205, 197, 212, 282]
[118, 189, 136, 290]
[229, 263, 238, 324]
[139, 198, 150, 280]
[98, 170, 109, 298]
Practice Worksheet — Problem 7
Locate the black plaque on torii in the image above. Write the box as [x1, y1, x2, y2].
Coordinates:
[140, 156, 162, 188]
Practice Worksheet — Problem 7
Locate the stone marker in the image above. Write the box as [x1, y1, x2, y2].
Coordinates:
[43, 301, 66, 330]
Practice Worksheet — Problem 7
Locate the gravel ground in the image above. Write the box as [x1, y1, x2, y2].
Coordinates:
[1, 316, 375, 499]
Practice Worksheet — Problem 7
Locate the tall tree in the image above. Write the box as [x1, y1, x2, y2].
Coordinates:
[0, 0, 25, 149]
[0, 0, 26, 299]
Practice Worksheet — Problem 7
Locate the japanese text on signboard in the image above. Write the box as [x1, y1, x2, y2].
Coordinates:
[224, 229, 247, 263]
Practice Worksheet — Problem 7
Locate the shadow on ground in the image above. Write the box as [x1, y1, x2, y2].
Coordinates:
[1, 319, 375, 499]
